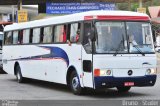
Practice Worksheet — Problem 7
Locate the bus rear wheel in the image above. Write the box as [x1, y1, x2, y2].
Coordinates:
[15, 65, 24, 83]
[117, 86, 131, 92]
[70, 71, 83, 95]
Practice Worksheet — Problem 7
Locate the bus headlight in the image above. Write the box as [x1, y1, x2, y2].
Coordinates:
[146, 68, 156, 75]
[100, 70, 106, 76]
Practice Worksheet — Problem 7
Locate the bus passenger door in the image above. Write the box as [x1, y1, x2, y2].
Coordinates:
[81, 22, 94, 88]
[82, 50, 93, 88]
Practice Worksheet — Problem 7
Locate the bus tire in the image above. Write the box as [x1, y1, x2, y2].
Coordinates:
[15, 65, 24, 83]
[70, 71, 83, 95]
[117, 86, 131, 92]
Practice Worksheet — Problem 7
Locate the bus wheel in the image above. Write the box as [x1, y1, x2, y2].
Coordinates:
[117, 86, 131, 92]
[15, 65, 24, 83]
[70, 71, 82, 95]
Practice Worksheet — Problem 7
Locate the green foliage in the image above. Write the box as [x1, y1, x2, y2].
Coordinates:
[117, 3, 128, 10]
[117, 0, 160, 11]
[153, 0, 160, 6]
[131, 3, 139, 11]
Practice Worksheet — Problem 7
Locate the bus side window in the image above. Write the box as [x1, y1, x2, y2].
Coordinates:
[43, 26, 53, 43]
[70, 23, 81, 43]
[54, 25, 66, 43]
[18, 30, 23, 44]
[5, 31, 12, 45]
[23, 29, 30, 44]
[13, 31, 19, 44]
[32, 28, 40, 43]
[54, 25, 60, 43]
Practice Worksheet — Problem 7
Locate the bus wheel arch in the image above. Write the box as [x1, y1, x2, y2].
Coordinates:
[66, 66, 83, 95]
[14, 62, 19, 75]
[14, 62, 24, 83]
[66, 66, 77, 86]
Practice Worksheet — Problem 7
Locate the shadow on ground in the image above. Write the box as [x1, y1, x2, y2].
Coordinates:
[0, 70, 6, 74]
[8, 77, 150, 99]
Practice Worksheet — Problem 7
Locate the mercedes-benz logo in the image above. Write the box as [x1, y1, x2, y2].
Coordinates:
[128, 70, 133, 76]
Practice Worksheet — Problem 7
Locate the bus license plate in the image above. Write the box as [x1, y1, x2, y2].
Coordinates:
[124, 82, 134, 86]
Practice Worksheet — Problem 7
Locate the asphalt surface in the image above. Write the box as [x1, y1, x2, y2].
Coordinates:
[0, 73, 159, 100]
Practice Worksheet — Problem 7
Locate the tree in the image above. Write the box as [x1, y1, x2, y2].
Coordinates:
[117, 0, 160, 11]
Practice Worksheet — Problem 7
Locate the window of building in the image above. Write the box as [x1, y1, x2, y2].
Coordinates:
[23, 29, 30, 44]
[13, 31, 19, 44]
[54, 25, 66, 43]
[43, 26, 53, 43]
[32, 28, 40, 43]
[5, 32, 12, 45]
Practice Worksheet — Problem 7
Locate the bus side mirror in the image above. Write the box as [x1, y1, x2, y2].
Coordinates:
[87, 28, 95, 41]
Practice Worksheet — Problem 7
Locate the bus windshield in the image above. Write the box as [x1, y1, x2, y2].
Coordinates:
[95, 21, 154, 54]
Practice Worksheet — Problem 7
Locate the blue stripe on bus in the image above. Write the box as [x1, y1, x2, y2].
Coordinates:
[9, 46, 70, 66]
[39, 46, 69, 66]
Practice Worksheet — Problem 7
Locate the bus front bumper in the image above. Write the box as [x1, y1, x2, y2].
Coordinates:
[94, 75, 157, 89]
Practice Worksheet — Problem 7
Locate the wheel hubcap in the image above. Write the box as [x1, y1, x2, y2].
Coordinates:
[72, 77, 79, 91]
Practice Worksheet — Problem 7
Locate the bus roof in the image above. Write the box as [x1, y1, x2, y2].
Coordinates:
[4, 10, 150, 32]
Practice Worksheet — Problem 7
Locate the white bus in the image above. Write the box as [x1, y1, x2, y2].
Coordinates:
[3, 10, 157, 95]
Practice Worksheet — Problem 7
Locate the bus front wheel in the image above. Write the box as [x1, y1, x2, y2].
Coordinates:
[117, 86, 131, 92]
[15, 65, 24, 83]
[70, 71, 82, 95]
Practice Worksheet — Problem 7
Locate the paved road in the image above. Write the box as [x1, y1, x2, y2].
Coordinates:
[0, 74, 159, 100]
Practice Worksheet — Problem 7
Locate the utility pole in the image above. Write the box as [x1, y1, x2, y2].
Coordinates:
[18, 0, 22, 10]
[128, 0, 131, 11]
[17, 0, 28, 23]
[138, 0, 143, 8]
[12, 5, 15, 22]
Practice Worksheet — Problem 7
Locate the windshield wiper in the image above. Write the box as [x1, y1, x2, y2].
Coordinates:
[130, 42, 145, 56]
[113, 39, 124, 56]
